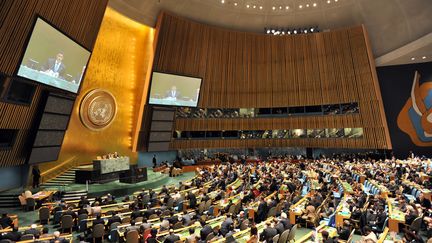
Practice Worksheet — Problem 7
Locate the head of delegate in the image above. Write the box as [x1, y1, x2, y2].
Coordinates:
[165, 85, 181, 99]
[42, 52, 66, 79]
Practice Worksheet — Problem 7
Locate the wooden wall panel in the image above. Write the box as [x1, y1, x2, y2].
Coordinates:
[147, 12, 391, 151]
[0, 0, 108, 167]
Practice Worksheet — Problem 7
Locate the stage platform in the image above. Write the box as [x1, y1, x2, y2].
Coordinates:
[1, 170, 196, 199]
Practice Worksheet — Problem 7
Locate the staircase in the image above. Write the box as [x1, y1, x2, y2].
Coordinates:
[41, 167, 78, 188]
[62, 190, 88, 201]
[0, 194, 20, 208]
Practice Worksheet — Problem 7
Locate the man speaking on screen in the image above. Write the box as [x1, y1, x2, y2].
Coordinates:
[165, 85, 180, 100]
[43, 52, 66, 78]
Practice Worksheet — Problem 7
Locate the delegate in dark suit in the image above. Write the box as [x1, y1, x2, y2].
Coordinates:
[256, 200, 268, 223]
[42, 53, 66, 78]
[164, 232, 180, 243]
[24, 228, 40, 238]
[200, 223, 212, 240]
[260, 225, 278, 242]
[165, 86, 181, 99]
[1, 229, 22, 242]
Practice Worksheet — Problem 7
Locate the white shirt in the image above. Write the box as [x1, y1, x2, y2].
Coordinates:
[54, 61, 61, 72]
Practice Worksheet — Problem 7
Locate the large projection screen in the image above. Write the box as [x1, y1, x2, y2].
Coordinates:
[148, 72, 202, 107]
[16, 17, 91, 93]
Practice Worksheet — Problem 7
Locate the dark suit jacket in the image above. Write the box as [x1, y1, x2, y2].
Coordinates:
[24, 228, 40, 237]
[131, 210, 142, 219]
[220, 218, 233, 236]
[260, 227, 278, 242]
[147, 237, 158, 243]
[93, 218, 105, 226]
[256, 202, 268, 222]
[275, 222, 285, 234]
[43, 58, 66, 77]
[0, 216, 13, 228]
[188, 193, 197, 209]
[107, 216, 121, 226]
[165, 90, 181, 99]
[164, 234, 180, 243]
[280, 218, 292, 230]
[78, 199, 90, 208]
[1, 231, 22, 241]
[62, 210, 77, 219]
[200, 225, 212, 240]
[338, 227, 350, 241]
[168, 216, 178, 225]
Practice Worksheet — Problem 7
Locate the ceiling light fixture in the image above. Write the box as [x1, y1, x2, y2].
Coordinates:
[221, 0, 224, 3]
[286, 6, 289, 9]
[411, 57, 415, 60]
[272, 6, 276, 10]
[246, 4, 250, 8]
[234, 2, 237, 6]
[313, 3, 317, 7]
[259, 6, 263, 9]
[422, 56, 427, 59]
[299, 5, 303, 9]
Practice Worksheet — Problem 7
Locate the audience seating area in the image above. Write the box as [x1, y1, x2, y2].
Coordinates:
[0, 157, 431, 243]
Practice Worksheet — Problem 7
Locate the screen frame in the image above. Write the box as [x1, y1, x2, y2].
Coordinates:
[14, 15, 92, 95]
[147, 71, 203, 108]
[2, 77, 37, 106]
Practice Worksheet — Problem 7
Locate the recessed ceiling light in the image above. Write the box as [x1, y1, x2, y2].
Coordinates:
[253, 5, 256, 8]
[335, 0, 338, 2]
[279, 6, 282, 9]
[411, 57, 415, 60]
[422, 56, 427, 59]
[246, 4, 250, 8]
[313, 3, 317, 7]
[306, 4, 310, 7]
[221, 0, 224, 3]
[285, 6, 289, 9]
[272, 6, 276, 10]
[299, 5, 303, 8]
[259, 6, 263, 9]
[234, 2, 238, 6]
[327, 0, 331, 3]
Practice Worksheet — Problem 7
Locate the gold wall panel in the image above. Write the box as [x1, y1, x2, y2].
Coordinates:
[40, 8, 154, 174]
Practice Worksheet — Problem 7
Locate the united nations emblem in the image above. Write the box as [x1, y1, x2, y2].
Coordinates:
[80, 89, 117, 130]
